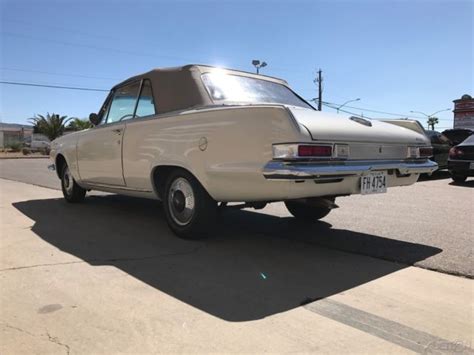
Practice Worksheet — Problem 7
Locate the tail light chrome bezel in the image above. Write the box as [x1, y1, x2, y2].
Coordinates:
[272, 143, 334, 160]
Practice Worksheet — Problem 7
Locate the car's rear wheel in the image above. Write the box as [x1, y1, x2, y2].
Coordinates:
[163, 170, 217, 239]
[285, 198, 334, 221]
[451, 173, 467, 183]
[61, 164, 86, 203]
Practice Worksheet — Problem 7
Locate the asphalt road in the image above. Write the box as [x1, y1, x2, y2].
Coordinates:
[0, 158, 473, 277]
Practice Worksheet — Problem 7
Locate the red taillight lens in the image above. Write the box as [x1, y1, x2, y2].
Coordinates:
[419, 147, 433, 157]
[298, 145, 332, 157]
[449, 147, 463, 158]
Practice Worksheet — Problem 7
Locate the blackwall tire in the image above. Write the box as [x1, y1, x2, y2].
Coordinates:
[163, 170, 217, 239]
[61, 164, 86, 203]
[285, 200, 332, 221]
[451, 174, 467, 183]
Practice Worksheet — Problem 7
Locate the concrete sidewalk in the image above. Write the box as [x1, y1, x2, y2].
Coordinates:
[1, 178, 473, 354]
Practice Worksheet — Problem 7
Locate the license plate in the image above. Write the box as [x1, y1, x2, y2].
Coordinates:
[470, 162, 474, 169]
[361, 172, 387, 195]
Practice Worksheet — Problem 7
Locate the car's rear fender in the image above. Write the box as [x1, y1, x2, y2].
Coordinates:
[122, 105, 310, 201]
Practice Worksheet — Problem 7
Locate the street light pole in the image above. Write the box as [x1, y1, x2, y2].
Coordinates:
[337, 98, 361, 113]
[409, 108, 450, 130]
[252, 60, 267, 74]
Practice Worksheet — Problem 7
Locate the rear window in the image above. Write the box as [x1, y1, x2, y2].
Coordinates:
[461, 135, 474, 145]
[201, 72, 312, 109]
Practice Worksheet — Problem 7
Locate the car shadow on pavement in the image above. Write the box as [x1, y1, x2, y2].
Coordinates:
[418, 170, 451, 181]
[13, 195, 442, 322]
[449, 179, 474, 187]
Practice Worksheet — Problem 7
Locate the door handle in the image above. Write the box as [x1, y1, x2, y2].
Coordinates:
[112, 128, 123, 135]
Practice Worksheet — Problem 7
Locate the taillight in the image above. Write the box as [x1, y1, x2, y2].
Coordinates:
[419, 147, 433, 158]
[407, 146, 433, 158]
[449, 147, 463, 158]
[272, 144, 333, 159]
[298, 145, 332, 157]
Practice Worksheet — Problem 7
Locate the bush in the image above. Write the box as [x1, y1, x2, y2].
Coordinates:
[8, 142, 23, 152]
[22, 147, 31, 155]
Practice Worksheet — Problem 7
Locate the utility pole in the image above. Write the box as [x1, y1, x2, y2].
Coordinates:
[314, 69, 323, 111]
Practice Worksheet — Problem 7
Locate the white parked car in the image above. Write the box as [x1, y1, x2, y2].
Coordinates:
[49, 65, 437, 238]
[25, 133, 51, 151]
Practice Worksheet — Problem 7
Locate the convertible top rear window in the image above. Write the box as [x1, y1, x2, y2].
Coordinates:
[201, 72, 312, 109]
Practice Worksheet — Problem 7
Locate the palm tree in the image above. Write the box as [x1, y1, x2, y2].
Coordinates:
[29, 113, 71, 141]
[427, 117, 439, 130]
[68, 118, 93, 131]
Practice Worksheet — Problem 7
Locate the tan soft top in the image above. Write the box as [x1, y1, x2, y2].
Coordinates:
[112, 65, 289, 114]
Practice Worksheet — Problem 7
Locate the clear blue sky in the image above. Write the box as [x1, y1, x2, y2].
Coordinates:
[1, 0, 472, 130]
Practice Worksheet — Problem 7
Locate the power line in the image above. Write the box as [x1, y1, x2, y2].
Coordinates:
[4, 19, 312, 79]
[0, 67, 120, 81]
[1, 31, 201, 62]
[322, 100, 454, 121]
[344, 104, 452, 119]
[0, 81, 109, 92]
[322, 100, 421, 118]
[4, 18, 123, 42]
[322, 103, 371, 118]
[323, 103, 454, 129]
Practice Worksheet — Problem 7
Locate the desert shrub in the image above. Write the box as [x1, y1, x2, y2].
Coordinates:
[8, 142, 23, 152]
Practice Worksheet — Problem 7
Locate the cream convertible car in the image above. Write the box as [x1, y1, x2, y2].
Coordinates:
[49, 65, 437, 238]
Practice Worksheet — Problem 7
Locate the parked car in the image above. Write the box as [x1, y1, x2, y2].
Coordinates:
[448, 135, 474, 183]
[24, 134, 51, 152]
[49, 65, 437, 238]
[424, 130, 451, 169]
[442, 128, 473, 146]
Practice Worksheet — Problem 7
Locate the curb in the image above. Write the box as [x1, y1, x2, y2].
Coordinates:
[0, 156, 50, 160]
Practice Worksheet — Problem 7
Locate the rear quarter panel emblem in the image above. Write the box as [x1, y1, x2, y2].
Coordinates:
[199, 137, 208, 151]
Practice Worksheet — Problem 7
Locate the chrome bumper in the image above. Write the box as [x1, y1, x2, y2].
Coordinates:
[263, 159, 438, 180]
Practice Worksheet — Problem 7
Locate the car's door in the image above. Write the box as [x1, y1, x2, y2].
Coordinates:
[122, 79, 159, 190]
[77, 81, 141, 186]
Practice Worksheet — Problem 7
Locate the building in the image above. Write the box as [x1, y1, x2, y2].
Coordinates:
[0, 123, 34, 149]
[453, 94, 474, 129]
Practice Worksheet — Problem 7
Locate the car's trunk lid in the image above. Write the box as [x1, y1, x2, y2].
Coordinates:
[288, 107, 428, 145]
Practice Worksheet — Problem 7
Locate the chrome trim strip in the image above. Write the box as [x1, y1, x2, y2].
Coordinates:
[80, 181, 153, 193]
[263, 159, 438, 180]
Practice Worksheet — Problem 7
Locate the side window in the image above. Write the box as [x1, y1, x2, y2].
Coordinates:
[106, 82, 140, 123]
[135, 80, 156, 117]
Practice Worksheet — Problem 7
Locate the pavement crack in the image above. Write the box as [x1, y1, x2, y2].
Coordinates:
[0, 260, 88, 272]
[2, 323, 37, 337]
[0, 244, 206, 273]
[2, 322, 70, 354]
[45, 330, 70, 355]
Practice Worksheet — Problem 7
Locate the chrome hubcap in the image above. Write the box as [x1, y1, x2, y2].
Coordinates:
[168, 177, 195, 226]
[63, 167, 74, 195]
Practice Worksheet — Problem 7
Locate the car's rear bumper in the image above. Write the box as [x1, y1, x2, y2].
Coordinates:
[448, 159, 474, 176]
[263, 159, 438, 180]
